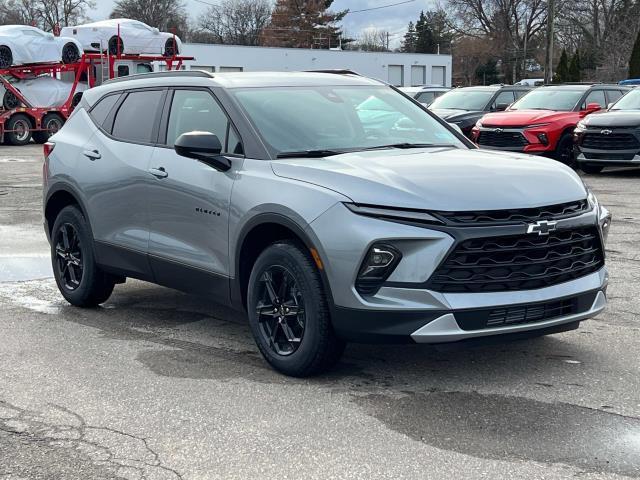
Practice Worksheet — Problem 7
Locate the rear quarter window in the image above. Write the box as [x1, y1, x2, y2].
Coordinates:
[89, 94, 121, 128]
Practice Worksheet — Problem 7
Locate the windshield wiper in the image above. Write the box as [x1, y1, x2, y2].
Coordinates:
[276, 149, 346, 159]
[361, 143, 457, 151]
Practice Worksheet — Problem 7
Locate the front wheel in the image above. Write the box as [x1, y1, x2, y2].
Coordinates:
[247, 241, 345, 377]
[51, 206, 115, 307]
[164, 38, 179, 56]
[61, 43, 80, 64]
[108, 36, 124, 55]
[0, 45, 12, 67]
[554, 133, 575, 167]
[5, 113, 32, 146]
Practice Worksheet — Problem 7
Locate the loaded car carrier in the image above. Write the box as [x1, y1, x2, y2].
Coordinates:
[0, 51, 192, 145]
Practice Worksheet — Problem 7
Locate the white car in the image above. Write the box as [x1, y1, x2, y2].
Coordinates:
[0, 25, 83, 68]
[61, 19, 182, 57]
[2, 75, 87, 110]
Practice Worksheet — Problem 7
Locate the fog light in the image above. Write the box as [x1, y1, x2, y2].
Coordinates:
[355, 243, 402, 295]
[537, 133, 549, 145]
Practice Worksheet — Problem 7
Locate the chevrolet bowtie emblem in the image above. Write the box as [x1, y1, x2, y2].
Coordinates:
[600, 129, 612, 135]
[527, 220, 558, 236]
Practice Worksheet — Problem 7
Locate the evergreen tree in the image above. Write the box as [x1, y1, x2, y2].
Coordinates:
[629, 30, 640, 79]
[475, 59, 500, 85]
[261, 0, 347, 48]
[401, 21, 417, 53]
[553, 49, 570, 83]
[569, 51, 581, 82]
[411, 10, 452, 54]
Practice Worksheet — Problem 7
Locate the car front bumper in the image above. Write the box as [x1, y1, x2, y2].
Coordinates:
[576, 151, 640, 167]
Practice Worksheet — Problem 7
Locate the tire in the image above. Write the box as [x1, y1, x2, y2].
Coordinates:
[5, 113, 32, 146]
[580, 163, 604, 174]
[61, 42, 80, 64]
[247, 241, 345, 377]
[51, 205, 115, 307]
[33, 113, 64, 144]
[3, 90, 20, 110]
[164, 38, 178, 56]
[0, 45, 12, 68]
[108, 36, 123, 56]
[71, 92, 83, 109]
[554, 133, 575, 167]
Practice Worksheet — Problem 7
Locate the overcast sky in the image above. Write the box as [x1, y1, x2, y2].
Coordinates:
[93, 0, 437, 47]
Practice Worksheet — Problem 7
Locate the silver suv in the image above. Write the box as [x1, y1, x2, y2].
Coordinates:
[43, 70, 611, 376]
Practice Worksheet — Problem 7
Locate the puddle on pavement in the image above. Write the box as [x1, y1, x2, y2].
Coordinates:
[0, 256, 52, 282]
[354, 391, 640, 477]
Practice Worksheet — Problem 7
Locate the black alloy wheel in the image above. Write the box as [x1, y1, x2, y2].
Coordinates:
[61, 43, 80, 64]
[164, 39, 178, 56]
[3, 90, 20, 110]
[54, 223, 84, 291]
[108, 36, 124, 55]
[555, 133, 575, 167]
[255, 266, 306, 356]
[0, 45, 12, 68]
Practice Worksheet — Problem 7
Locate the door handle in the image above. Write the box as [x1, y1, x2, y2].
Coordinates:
[83, 149, 101, 160]
[148, 167, 168, 179]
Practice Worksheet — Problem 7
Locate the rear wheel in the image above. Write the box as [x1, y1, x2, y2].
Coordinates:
[580, 164, 604, 174]
[164, 38, 179, 56]
[108, 36, 123, 55]
[33, 113, 64, 144]
[554, 133, 575, 167]
[51, 205, 115, 307]
[61, 43, 80, 63]
[2, 89, 20, 110]
[0, 45, 12, 68]
[5, 113, 32, 146]
[247, 241, 345, 377]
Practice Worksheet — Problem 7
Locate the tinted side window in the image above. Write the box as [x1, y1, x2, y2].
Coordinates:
[582, 90, 606, 109]
[112, 90, 164, 143]
[415, 92, 435, 104]
[514, 90, 528, 99]
[492, 91, 515, 109]
[166, 90, 240, 153]
[90, 94, 120, 128]
[606, 90, 623, 106]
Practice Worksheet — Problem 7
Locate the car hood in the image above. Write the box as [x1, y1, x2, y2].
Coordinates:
[480, 109, 577, 126]
[580, 110, 640, 128]
[271, 147, 586, 211]
[430, 108, 482, 122]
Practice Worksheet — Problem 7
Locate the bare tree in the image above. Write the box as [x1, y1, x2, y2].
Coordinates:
[354, 28, 389, 52]
[197, 0, 272, 46]
[0, 0, 93, 29]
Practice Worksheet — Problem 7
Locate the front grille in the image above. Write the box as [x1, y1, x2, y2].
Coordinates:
[582, 132, 640, 150]
[478, 130, 527, 148]
[454, 291, 598, 330]
[427, 227, 604, 293]
[433, 199, 588, 226]
[583, 151, 636, 161]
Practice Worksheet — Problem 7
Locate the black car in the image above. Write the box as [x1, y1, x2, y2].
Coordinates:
[574, 87, 640, 173]
[428, 85, 533, 137]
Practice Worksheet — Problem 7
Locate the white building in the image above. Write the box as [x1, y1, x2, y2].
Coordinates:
[177, 43, 452, 87]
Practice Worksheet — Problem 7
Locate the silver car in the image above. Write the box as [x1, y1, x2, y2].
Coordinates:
[43, 70, 611, 376]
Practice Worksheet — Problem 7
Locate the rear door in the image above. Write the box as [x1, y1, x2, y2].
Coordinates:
[146, 88, 244, 301]
[82, 88, 165, 280]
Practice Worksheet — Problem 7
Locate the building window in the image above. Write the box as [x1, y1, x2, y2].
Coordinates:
[219, 66, 243, 72]
[192, 65, 215, 72]
[388, 65, 404, 87]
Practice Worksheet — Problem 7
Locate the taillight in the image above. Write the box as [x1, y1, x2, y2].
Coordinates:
[43, 142, 55, 159]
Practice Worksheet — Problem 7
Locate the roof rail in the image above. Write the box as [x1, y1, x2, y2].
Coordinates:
[305, 69, 362, 76]
[104, 70, 214, 85]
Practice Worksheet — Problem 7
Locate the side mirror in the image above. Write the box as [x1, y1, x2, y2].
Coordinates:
[448, 123, 463, 135]
[174, 131, 231, 171]
[584, 102, 602, 112]
[495, 102, 510, 111]
[152, 27, 160, 34]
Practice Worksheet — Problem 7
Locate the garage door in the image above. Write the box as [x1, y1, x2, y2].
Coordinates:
[431, 66, 445, 86]
[388, 65, 404, 86]
[411, 65, 425, 86]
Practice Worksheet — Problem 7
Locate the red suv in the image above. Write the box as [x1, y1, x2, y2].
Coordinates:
[471, 84, 629, 164]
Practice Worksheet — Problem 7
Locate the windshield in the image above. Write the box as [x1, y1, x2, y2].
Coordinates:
[609, 89, 640, 110]
[510, 88, 585, 111]
[428, 89, 494, 111]
[231, 85, 466, 156]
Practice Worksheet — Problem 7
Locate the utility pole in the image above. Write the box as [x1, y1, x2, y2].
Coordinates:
[544, 0, 555, 83]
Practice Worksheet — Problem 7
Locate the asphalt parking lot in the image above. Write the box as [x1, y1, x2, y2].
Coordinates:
[0, 144, 639, 479]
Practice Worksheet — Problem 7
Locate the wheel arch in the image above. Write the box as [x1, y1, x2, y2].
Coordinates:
[44, 184, 92, 240]
[232, 213, 335, 312]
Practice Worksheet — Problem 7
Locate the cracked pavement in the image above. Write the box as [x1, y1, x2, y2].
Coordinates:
[0, 145, 639, 479]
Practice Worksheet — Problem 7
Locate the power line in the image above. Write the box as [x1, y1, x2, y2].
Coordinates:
[347, 0, 416, 14]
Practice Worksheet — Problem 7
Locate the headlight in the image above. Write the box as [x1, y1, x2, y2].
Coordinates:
[355, 243, 402, 295]
[344, 203, 443, 225]
[475, 120, 483, 128]
[586, 187, 612, 245]
[525, 123, 550, 129]
[574, 120, 587, 133]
